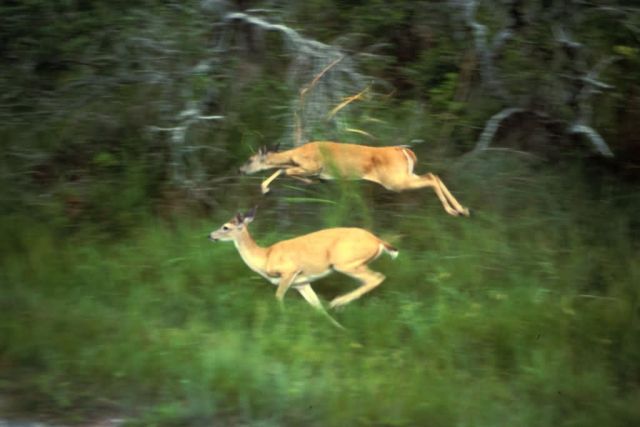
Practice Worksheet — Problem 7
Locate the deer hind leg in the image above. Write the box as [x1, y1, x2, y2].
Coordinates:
[284, 166, 319, 184]
[401, 172, 468, 216]
[290, 175, 315, 184]
[296, 284, 345, 329]
[329, 266, 385, 309]
[432, 174, 469, 216]
[284, 166, 318, 181]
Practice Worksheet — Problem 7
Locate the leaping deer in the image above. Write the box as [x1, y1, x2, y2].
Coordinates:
[239, 141, 469, 217]
[208, 207, 398, 328]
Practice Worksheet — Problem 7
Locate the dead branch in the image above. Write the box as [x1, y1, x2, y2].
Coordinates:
[469, 4, 616, 158]
[300, 56, 344, 99]
[555, 27, 617, 157]
[575, 55, 619, 124]
[461, 0, 516, 102]
[345, 128, 375, 140]
[568, 124, 614, 157]
[149, 102, 225, 184]
[326, 85, 370, 120]
[224, 12, 368, 146]
[473, 108, 525, 152]
[296, 56, 344, 145]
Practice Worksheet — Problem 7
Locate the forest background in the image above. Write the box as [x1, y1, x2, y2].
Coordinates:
[1, 1, 639, 426]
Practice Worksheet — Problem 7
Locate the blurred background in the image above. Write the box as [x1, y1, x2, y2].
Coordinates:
[1, 1, 639, 425]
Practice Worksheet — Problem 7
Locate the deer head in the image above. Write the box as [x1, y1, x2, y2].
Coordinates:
[239, 144, 280, 174]
[208, 207, 256, 242]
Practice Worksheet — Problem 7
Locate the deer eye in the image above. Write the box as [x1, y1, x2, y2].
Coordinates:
[222, 225, 230, 231]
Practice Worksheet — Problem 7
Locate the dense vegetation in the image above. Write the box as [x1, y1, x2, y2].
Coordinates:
[1, 1, 639, 425]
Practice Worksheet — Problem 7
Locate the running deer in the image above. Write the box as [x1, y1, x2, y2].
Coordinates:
[239, 141, 469, 217]
[208, 208, 398, 328]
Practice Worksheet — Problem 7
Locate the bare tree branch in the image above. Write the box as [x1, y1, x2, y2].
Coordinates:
[554, 26, 617, 157]
[460, 0, 514, 102]
[296, 56, 344, 145]
[223, 12, 368, 145]
[473, 108, 525, 152]
[470, 6, 617, 158]
[575, 55, 619, 123]
[568, 124, 614, 157]
[149, 9, 372, 189]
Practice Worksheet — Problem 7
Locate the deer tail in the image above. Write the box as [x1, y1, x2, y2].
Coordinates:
[381, 241, 399, 260]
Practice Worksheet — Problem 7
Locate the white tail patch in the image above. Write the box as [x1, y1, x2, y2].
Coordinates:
[381, 243, 399, 260]
[401, 148, 414, 175]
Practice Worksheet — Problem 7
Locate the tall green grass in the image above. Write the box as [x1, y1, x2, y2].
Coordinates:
[1, 163, 639, 426]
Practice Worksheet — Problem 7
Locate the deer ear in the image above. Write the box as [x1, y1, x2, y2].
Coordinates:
[235, 212, 244, 223]
[243, 206, 257, 223]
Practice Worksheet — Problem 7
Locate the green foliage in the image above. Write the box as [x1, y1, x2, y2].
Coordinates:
[1, 162, 639, 426]
[1, 0, 640, 425]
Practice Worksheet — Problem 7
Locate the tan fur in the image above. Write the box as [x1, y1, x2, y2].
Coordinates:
[240, 141, 469, 216]
[209, 212, 398, 328]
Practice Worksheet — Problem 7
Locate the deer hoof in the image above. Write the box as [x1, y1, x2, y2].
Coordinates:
[329, 298, 347, 310]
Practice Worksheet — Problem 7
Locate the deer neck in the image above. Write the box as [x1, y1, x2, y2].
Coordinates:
[266, 151, 295, 167]
[233, 227, 268, 275]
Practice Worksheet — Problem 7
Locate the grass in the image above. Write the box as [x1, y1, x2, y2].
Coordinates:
[1, 164, 639, 426]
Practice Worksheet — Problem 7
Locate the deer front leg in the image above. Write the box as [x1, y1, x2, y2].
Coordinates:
[432, 175, 470, 217]
[275, 270, 301, 304]
[289, 175, 315, 184]
[296, 284, 345, 329]
[400, 173, 463, 216]
[261, 169, 283, 194]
